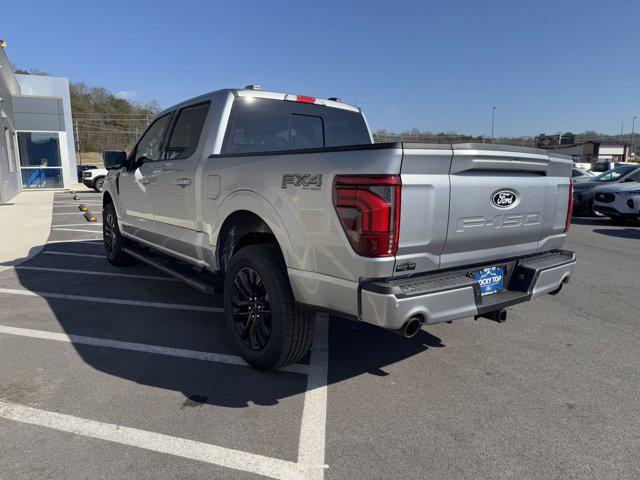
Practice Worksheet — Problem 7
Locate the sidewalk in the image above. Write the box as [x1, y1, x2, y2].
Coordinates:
[0, 191, 54, 272]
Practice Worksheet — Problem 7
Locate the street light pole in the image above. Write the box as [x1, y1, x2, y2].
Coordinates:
[354, 88, 362, 107]
[632, 115, 637, 157]
[490, 106, 496, 143]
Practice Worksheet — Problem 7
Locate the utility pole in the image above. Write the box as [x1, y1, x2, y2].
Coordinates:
[354, 88, 362, 107]
[74, 120, 81, 165]
[490, 106, 496, 143]
[619, 121, 624, 142]
[631, 115, 637, 157]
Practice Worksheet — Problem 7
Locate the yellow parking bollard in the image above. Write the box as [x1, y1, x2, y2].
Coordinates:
[83, 211, 97, 222]
[79, 204, 88, 212]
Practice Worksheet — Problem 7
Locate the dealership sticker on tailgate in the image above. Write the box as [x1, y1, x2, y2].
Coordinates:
[474, 267, 504, 296]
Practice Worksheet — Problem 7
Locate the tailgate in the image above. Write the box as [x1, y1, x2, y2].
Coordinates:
[440, 144, 570, 269]
[396, 143, 572, 276]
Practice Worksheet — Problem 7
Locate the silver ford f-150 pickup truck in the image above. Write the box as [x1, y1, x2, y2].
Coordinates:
[101, 86, 576, 370]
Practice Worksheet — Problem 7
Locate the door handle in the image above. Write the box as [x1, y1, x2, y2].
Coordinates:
[176, 178, 191, 187]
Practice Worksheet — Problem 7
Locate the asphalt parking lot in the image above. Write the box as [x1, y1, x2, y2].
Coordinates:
[0, 192, 638, 479]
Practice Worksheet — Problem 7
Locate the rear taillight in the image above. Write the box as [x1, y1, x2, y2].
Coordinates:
[564, 180, 573, 233]
[332, 175, 401, 257]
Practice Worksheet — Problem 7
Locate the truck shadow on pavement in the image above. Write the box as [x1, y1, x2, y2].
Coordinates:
[592, 228, 640, 240]
[12, 243, 445, 409]
[570, 216, 614, 226]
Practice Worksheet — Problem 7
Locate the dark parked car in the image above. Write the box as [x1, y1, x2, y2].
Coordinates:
[76, 165, 97, 182]
[572, 165, 640, 216]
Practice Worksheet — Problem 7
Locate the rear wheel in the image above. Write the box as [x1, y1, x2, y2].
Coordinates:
[94, 177, 105, 192]
[223, 244, 314, 370]
[103, 203, 136, 266]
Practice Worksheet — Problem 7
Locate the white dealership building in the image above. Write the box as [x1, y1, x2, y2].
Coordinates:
[0, 42, 76, 203]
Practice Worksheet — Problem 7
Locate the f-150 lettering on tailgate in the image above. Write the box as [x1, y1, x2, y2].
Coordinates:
[455, 213, 542, 232]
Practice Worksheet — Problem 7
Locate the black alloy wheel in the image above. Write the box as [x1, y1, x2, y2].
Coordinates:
[231, 267, 272, 351]
[104, 208, 117, 258]
[102, 203, 135, 266]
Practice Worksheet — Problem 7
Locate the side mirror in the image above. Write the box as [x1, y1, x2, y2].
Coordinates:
[103, 150, 127, 170]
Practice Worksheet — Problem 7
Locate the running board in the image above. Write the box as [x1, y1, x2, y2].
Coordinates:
[123, 247, 221, 294]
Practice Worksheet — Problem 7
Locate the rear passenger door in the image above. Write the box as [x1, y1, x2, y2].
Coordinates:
[149, 101, 210, 232]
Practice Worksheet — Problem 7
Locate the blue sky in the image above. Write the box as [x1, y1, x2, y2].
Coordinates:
[2, 0, 639, 136]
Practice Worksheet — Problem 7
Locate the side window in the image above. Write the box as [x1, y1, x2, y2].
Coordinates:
[134, 113, 172, 163]
[627, 170, 640, 181]
[290, 114, 323, 149]
[323, 110, 370, 147]
[223, 99, 290, 154]
[165, 102, 210, 160]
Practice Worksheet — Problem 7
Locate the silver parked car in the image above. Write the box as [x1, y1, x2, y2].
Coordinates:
[100, 87, 576, 370]
[572, 165, 640, 216]
[593, 180, 640, 224]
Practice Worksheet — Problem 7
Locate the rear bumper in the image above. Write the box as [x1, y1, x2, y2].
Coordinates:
[360, 250, 576, 330]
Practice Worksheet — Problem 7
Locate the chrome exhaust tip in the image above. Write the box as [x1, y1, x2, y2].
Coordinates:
[403, 317, 422, 338]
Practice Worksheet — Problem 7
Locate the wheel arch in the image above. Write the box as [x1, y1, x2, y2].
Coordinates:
[210, 191, 295, 274]
[215, 209, 288, 275]
[103, 190, 113, 208]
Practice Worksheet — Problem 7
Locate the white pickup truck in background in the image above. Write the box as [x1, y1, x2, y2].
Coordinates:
[100, 87, 576, 370]
[82, 166, 108, 192]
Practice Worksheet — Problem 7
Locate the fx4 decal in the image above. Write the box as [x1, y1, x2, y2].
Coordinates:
[282, 174, 323, 190]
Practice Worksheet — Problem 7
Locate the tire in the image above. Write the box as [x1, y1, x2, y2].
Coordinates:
[223, 244, 314, 370]
[103, 203, 136, 266]
[94, 177, 105, 192]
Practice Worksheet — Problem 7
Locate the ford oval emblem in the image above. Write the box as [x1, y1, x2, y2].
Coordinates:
[492, 189, 518, 208]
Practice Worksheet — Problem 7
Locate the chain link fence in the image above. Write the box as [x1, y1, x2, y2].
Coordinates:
[74, 113, 153, 163]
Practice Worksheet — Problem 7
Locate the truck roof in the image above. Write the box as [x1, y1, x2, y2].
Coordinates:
[159, 88, 361, 117]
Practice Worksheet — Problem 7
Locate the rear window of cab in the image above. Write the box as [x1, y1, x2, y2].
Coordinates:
[222, 98, 370, 154]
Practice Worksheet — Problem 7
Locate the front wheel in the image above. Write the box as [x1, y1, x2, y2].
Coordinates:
[94, 177, 105, 192]
[223, 244, 314, 370]
[103, 203, 136, 266]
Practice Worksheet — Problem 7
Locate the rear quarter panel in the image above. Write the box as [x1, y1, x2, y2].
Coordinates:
[202, 146, 403, 282]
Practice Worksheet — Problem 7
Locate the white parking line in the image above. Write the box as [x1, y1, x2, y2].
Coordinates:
[297, 314, 330, 478]
[14, 266, 177, 282]
[52, 223, 103, 227]
[0, 324, 308, 375]
[43, 251, 105, 259]
[53, 202, 102, 206]
[0, 288, 223, 313]
[0, 400, 313, 480]
[51, 228, 102, 233]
